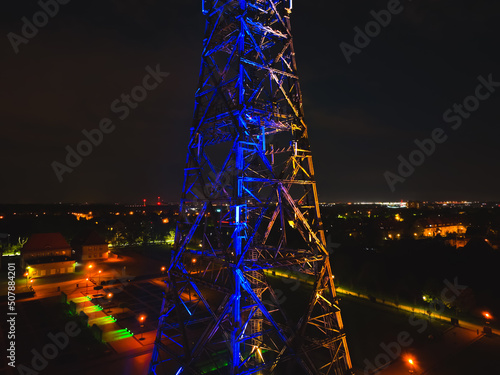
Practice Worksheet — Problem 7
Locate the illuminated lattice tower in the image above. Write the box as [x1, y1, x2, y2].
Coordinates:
[149, 1, 352, 374]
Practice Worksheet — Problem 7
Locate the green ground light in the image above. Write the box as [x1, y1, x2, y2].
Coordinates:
[82, 305, 103, 314]
[89, 316, 116, 326]
[70, 296, 90, 303]
[103, 329, 134, 342]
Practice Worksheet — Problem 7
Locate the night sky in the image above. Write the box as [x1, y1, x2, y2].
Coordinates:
[1, 0, 499, 204]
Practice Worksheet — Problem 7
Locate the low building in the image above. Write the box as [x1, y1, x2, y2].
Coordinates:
[71, 230, 109, 262]
[25, 258, 76, 278]
[21, 233, 75, 278]
[412, 217, 468, 238]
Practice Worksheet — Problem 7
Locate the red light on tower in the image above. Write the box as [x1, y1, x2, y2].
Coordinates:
[143, 199, 146, 207]
[157, 196, 161, 206]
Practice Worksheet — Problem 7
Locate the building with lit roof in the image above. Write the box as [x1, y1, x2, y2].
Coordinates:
[21, 233, 75, 278]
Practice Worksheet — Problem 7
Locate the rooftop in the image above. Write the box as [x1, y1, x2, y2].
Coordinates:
[22, 233, 71, 254]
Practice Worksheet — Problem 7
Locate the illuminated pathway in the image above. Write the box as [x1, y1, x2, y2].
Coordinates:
[336, 287, 500, 336]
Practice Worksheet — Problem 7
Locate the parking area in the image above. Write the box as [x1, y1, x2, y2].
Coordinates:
[91, 280, 165, 334]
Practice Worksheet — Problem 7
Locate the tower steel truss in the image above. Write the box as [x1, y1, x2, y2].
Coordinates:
[149, 1, 352, 374]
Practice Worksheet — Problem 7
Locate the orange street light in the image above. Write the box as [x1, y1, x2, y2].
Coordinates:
[484, 312, 493, 326]
[106, 292, 113, 313]
[407, 358, 415, 374]
[139, 315, 146, 340]
[161, 266, 166, 272]
[88, 264, 93, 269]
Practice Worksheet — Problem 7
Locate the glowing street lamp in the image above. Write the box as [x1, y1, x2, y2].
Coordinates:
[483, 312, 493, 326]
[408, 358, 415, 374]
[87, 264, 94, 278]
[24, 272, 29, 287]
[98, 270, 102, 284]
[107, 292, 113, 313]
[139, 315, 146, 340]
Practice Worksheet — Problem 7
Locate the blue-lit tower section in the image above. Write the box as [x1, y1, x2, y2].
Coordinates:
[149, 1, 352, 374]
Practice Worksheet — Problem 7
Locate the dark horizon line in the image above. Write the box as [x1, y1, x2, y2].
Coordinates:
[0, 200, 499, 207]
